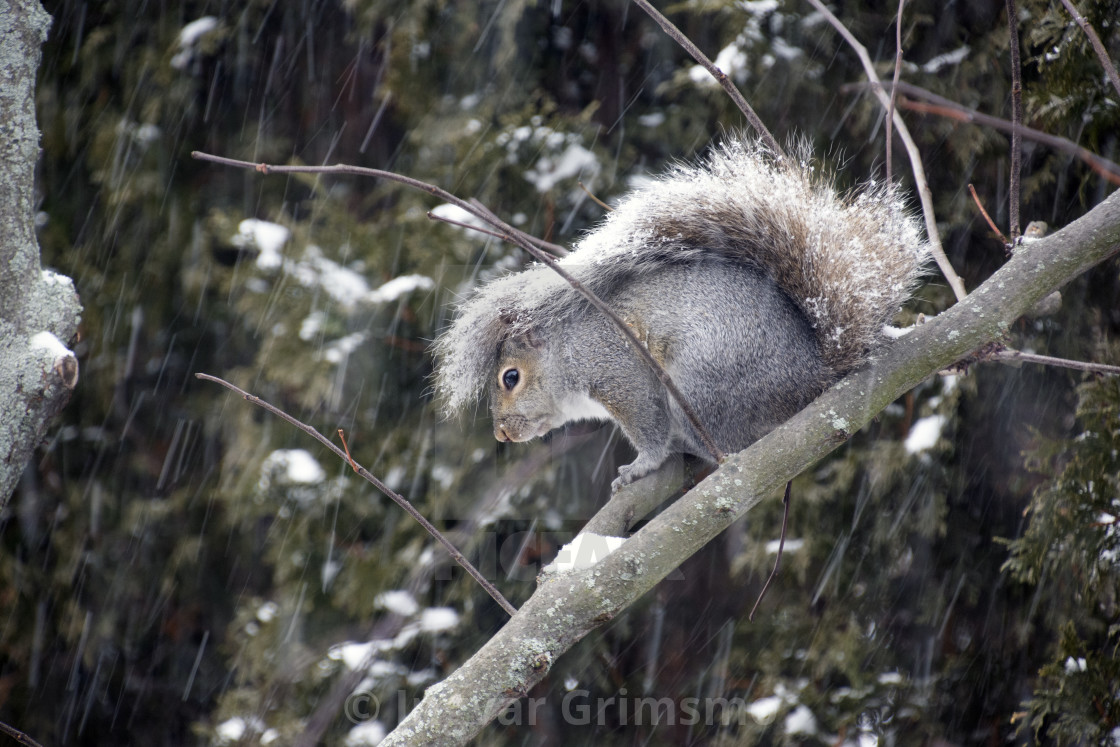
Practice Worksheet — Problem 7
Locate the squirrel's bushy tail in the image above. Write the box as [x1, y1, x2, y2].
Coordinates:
[578, 139, 930, 374]
[433, 138, 930, 413]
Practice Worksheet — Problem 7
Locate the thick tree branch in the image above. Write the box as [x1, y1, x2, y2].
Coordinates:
[378, 187, 1120, 746]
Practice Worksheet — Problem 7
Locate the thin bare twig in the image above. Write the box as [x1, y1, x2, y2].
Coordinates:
[946, 341, 1120, 377]
[0, 721, 45, 747]
[881, 82, 1120, 185]
[805, 0, 968, 302]
[467, 198, 570, 257]
[191, 151, 724, 464]
[886, 0, 906, 181]
[968, 183, 1010, 247]
[630, 0, 784, 159]
[749, 480, 792, 621]
[426, 211, 512, 243]
[1059, 0, 1120, 100]
[579, 181, 613, 212]
[195, 372, 519, 617]
[1006, 0, 1023, 243]
[994, 348, 1120, 376]
[337, 429, 359, 471]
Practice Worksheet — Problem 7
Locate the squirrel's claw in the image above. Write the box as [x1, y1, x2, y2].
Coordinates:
[611, 453, 664, 492]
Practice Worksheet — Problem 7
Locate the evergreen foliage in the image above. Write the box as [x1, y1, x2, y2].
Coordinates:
[1, 0, 1117, 744]
[1005, 367, 1120, 744]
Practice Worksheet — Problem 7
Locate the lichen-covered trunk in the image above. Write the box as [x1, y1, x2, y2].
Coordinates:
[0, 0, 82, 507]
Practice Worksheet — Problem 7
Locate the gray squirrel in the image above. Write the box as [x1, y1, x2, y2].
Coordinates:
[434, 138, 930, 489]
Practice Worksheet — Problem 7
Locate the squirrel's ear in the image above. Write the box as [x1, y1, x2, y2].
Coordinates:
[496, 308, 544, 348]
[521, 326, 545, 349]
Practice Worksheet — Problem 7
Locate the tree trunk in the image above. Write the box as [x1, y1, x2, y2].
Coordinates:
[0, 0, 82, 507]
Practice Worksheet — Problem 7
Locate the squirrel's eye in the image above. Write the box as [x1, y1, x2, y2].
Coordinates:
[501, 368, 520, 391]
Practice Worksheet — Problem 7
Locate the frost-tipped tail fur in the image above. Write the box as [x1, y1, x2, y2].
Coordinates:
[433, 138, 930, 415]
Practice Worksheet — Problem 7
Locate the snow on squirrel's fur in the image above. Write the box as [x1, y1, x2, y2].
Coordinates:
[433, 137, 930, 414]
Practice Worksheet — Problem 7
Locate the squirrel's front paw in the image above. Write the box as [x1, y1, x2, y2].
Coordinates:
[611, 468, 636, 493]
[611, 454, 662, 492]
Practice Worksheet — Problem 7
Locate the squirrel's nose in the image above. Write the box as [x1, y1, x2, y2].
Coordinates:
[495, 426, 512, 442]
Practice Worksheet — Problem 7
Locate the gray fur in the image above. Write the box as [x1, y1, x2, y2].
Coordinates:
[433, 138, 930, 486]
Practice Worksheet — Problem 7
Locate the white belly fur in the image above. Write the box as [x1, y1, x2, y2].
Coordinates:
[558, 392, 612, 424]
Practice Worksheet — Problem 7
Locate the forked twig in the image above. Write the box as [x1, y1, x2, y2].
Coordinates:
[195, 372, 519, 617]
[191, 151, 723, 464]
[630, 0, 784, 159]
[968, 184, 1010, 247]
[805, 0, 968, 302]
[749, 481, 792, 621]
[337, 429, 359, 471]
[426, 211, 512, 244]
[466, 198, 570, 257]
